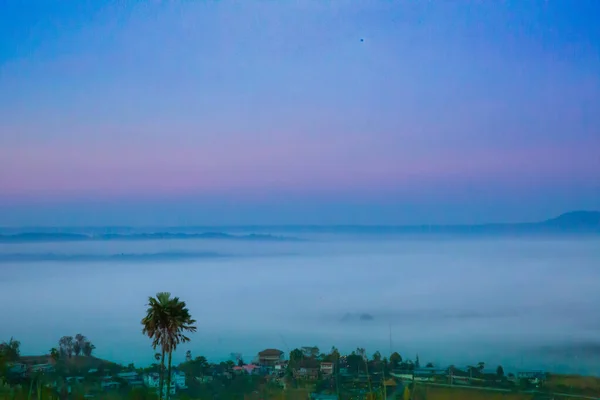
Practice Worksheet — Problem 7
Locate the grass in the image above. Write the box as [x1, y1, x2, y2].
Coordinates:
[546, 374, 600, 396]
[411, 386, 534, 400]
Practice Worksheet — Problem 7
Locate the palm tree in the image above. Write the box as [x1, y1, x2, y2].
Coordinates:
[82, 341, 95, 357]
[74, 334, 86, 357]
[141, 292, 196, 400]
[49, 348, 59, 362]
[164, 296, 196, 400]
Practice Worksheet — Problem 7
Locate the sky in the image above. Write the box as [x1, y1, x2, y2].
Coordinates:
[0, 0, 599, 226]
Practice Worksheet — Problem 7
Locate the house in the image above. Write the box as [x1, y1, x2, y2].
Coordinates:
[7, 362, 28, 377]
[171, 370, 187, 389]
[30, 363, 55, 374]
[258, 349, 284, 366]
[144, 373, 176, 396]
[117, 371, 144, 387]
[233, 364, 261, 375]
[143, 370, 186, 394]
[517, 371, 546, 386]
[413, 368, 448, 382]
[274, 361, 288, 371]
[17, 356, 56, 375]
[320, 362, 334, 376]
[293, 367, 319, 380]
[100, 378, 121, 391]
[390, 370, 413, 381]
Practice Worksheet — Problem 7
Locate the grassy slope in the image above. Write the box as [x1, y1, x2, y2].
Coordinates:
[408, 375, 600, 400]
[546, 374, 600, 396]
[411, 386, 534, 400]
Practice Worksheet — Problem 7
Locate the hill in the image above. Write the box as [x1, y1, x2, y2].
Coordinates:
[1, 211, 598, 241]
[536, 210, 600, 231]
[18, 355, 117, 372]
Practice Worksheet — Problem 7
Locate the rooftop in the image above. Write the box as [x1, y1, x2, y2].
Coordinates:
[259, 349, 284, 357]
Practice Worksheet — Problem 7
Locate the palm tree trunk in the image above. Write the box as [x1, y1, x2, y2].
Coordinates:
[28, 376, 34, 400]
[166, 350, 173, 400]
[159, 349, 166, 400]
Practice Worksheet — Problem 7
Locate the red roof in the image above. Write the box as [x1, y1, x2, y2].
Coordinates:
[259, 349, 283, 357]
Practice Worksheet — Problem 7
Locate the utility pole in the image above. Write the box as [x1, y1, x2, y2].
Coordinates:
[389, 322, 393, 357]
[335, 354, 340, 400]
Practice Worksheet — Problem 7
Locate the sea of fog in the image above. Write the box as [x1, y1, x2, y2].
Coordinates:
[1, 233, 600, 375]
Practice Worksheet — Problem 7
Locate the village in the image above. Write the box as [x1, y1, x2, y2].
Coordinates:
[2, 341, 561, 400]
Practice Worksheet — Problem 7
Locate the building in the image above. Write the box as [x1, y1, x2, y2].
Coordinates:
[320, 362, 334, 376]
[233, 364, 261, 375]
[517, 371, 546, 386]
[390, 370, 413, 381]
[413, 368, 448, 382]
[274, 361, 288, 371]
[101, 378, 121, 391]
[171, 370, 187, 389]
[117, 371, 144, 387]
[144, 371, 186, 395]
[258, 349, 285, 366]
[293, 367, 319, 380]
[7, 362, 27, 377]
[16, 356, 56, 376]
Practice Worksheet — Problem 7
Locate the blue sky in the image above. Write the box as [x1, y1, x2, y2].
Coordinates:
[0, 0, 599, 225]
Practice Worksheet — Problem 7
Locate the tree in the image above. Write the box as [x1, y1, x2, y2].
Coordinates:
[180, 356, 210, 378]
[0, 337, 20, 361]
[289, 349, 304, 366]
[50, 348, 60, 362]
[426, 362, 434, 368]
[372, 351, 382, 363]
[141, 292, 197, 400]
[497, 365, 504, 377]
[355, 348, 372, 395]
[59, 336, 74, 358]
[322, 346, 341, 363]
[82, 341, 95, 357]
[415, 354, 420, 369]
[389, 352, 402, 369]
[301, 346, 320, 358]
[467, 365, 476, 377]
[477, 362, 485, 373]
[73, 334, 86, 357]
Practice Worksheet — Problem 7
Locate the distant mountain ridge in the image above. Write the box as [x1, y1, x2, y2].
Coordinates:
[0, 211, 598, 241]
[0, 231, 300, 243]
[0, 251, 226, 263]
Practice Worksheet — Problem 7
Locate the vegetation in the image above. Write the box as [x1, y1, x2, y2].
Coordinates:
[58, 335, 95, 359]
[1, 292, 599, 400]
[141, 292, 197, 400]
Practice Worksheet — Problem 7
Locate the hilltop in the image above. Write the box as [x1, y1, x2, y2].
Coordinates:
[18, 354, 117, 372]
[536, 210, 600, 230]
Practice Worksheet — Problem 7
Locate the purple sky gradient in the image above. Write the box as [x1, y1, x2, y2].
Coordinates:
[1, 1, 599, 225]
